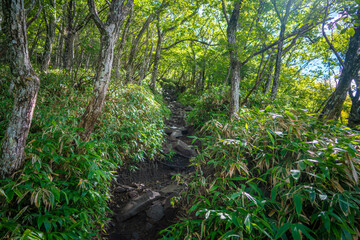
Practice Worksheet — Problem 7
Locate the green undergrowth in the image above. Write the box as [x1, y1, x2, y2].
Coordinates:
[0, 69, 168, 239]
[161, 107, 360, 240]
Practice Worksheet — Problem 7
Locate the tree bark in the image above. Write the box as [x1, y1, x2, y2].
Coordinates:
[1, 0, 40, 178]
[226, 0, 242, 119]
[41, 0, 56, 72]
[79, 0, 133, 141]
[150, 23, 162, 91]
[348, 77, 360, 128]
[114, 7, 133, 80]
[270, 0, 294, 99]
[139, 27, 153, 85]
[319, 17, 360, 121]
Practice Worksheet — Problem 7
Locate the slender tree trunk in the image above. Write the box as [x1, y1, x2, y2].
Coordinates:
[63, 32, 75, 71]
[56, 23, 65, 67]
[270, 0, 293, 99]
[150, 24, 162, 91]
[29, 22, 43, 58]
[270, 39, 283, 98]
[227, 0, 242, 119]
[126, 13, 155, 83]
[114, 7, 133, 80]
[1, 0, 40, 178]
[139, 28, 153, 85]
[263, 57, 275, 94]
[79, 0, 133, 141]
[41, 1, 56, 72]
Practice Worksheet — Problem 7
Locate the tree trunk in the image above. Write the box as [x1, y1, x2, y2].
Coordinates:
[263, 57, 275, 94]
[126, 13, 155, 83]
[270, 0, 294, 99]
[150, 24, 162, 91]
[348, 78, 360, 128]
[63, 32, 75, 71]
[1, 0, 40, 178]
[270, 39, 283, 99]
[139, 27, 153, 85]
[79, 0, 133, 141]
[41, 2, 56, 72]
[227, 0, 242, 119]
[320, 11, 360, 121]
[114, 7, 133, 80]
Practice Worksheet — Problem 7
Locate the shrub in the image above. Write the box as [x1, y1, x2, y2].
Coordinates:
[161, 108, 360, 240]
[180, 87, 230, 127]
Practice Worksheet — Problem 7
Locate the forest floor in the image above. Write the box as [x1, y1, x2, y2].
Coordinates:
[106, 88, 198, 240]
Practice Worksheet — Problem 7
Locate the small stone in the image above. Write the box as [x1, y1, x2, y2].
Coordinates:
[170, 130, 183, 139]
[115, 187, 126, 193]
[146, 202, 164, 221]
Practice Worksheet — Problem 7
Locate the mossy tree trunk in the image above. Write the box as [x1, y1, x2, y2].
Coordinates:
[79, 0, 134, 141]
[0, 0, 40, 178]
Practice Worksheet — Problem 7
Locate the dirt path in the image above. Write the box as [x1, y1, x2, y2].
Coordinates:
[106, 88, 197, 240]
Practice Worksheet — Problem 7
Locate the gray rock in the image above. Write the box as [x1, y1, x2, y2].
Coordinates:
[165, 126, 187, 135]
[146, 202, 164, 221]
[170, 130, 183, 140]
[160, 184, 183, 194]
[117, 191, 161, 222]
[171, 140, 197, 158]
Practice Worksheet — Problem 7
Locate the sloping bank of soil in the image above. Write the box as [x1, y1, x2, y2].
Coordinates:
[106, 88, 198, 240]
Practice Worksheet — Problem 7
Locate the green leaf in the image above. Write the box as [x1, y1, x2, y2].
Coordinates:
[294, 195, 302, 215]
[275, 223, 291, 239]
[349, 28, 355, 37]
[244, 214, 252, 232]
[267, 130, 275, 145]
[291, 225, 301, 240]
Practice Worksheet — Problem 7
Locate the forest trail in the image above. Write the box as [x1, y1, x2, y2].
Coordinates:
[107, 88, 197, 240]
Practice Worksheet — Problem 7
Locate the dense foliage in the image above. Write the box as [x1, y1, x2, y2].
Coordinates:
[0, 70, 167, 239]
[162, 103, 360, 239]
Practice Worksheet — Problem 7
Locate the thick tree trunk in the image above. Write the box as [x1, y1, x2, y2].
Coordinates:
[79, 0, 133, 141]
[320, 14, 360, 121]
[227, 1, 242, 119]
[263, 56, 275, 94]
[41, 3, 56, 72]
[1, 0, 40, 178]
[150, 25, 162, 91]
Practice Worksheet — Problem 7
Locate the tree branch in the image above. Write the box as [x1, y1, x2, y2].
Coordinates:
[87, 0, 106, 33]
[162, 39, 217, 50]
[221, 0, 229, 24]
[322, 0, 344, 68]
[241, 21, 321, 66]
[26, 2, 43, 28]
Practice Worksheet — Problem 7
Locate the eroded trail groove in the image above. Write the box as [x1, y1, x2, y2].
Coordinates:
[107, 88, 197, 240]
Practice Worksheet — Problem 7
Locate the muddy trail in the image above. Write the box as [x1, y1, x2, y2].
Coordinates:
[106, 88, 197, 240]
